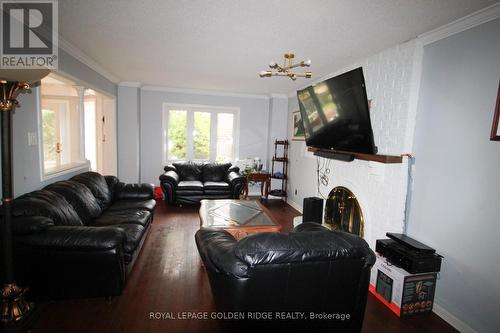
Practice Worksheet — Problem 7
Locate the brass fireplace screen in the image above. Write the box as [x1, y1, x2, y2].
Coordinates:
[324, 186, 364, 237]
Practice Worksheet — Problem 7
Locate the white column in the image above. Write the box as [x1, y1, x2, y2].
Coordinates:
[75, 86, 86, 162]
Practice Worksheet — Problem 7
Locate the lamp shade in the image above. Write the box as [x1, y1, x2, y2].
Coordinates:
[0, 69, 50, 83]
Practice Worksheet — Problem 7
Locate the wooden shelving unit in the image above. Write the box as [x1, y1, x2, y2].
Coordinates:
[270, 140, 289, 200]
[307, 147, 403, 164]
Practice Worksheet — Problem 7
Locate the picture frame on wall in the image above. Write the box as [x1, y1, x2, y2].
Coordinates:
[292, 111, 305, 141]
[490, 81, 500, 141]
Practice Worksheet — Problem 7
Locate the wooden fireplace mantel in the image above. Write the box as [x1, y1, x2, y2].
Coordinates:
[307, 147, 403, 164]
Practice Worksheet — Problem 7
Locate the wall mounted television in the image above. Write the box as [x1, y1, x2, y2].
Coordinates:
[297, 67, 377, 154]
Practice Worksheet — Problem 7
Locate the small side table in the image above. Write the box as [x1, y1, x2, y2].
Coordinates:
[242, 172, 271, 200]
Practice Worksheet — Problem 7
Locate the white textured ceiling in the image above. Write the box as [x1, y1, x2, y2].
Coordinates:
[59, 0, 495, 94]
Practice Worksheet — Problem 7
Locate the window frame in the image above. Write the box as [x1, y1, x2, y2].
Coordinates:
[40, 97, 72, 172]
[162, 103, 240, 164]
[38, 81, 86, 180]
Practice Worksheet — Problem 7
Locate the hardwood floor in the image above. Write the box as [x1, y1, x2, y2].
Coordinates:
[32, 199, 457, 333]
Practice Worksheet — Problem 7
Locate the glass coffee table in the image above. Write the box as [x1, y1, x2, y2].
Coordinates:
[199, 199, 281, 240]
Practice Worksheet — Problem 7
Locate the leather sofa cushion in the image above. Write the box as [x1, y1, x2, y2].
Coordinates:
[203, 189, 231, 196]
[203, 181, 229, 190]
[13, 216, 54, 235]
[234, 230, 375, 267]
[175, 191, 205, 197]
[44, 180, 102, 225]
[172, 162, 202, 181]
[107, 199, 157, 212]
[71, 172, 113, 209]
[114, 183, 154, 200]
[177, 180, 204, 191]
[202, 163, 231, 182]
[15, 225, 124, 251]
[92, 210, 151, 227]
[13, 190, 83, 226]
[203, 181, 230, 195]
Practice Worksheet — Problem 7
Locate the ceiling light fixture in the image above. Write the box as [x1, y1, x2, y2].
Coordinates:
[259, 53, 312, 80]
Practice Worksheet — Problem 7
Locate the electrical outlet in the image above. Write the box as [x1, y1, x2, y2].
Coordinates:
[28, 132, 38, 146]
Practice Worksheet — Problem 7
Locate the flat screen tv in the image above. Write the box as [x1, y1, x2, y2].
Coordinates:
[297, 67, 377, 154]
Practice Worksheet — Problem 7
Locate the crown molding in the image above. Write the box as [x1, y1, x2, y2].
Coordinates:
[269, 93, 288, 99]
[285, 2, 500, 98]
[418, 2, 500, 45]
[140, 85, 270, 100]
[119, 81, 142, 88]
[58, 36, 120, 84]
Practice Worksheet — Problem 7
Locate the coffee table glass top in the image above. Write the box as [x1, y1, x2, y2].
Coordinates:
[201, 200, 276, 227]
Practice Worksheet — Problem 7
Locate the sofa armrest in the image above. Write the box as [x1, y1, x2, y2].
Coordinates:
[226, 171, 244, 198]
[226, 171, 244, 186]
[15, 226, 125, 251]
[159, 170, 179, 187]
[195, 228, 248, 278]
[13, 216, 54, 235]
[114, 183, 154, 200]
[163, 164, 177, 172]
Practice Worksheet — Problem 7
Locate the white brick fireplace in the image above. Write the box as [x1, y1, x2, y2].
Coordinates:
[287, 39, 423, 249]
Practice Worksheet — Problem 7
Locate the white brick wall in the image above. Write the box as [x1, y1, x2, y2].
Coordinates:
[288, 39, 422, 249]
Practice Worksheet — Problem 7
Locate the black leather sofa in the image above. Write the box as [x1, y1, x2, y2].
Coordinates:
[10, 171, 156, 300]
[195, 223, 376, 332]
[159, 162, 244, 205]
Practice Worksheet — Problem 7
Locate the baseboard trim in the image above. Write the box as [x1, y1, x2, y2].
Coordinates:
[433, 302, 477, 333]
[287, 199, 302, 213]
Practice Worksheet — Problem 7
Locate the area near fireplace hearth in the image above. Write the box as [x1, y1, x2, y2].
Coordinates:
[287, 40, 421, 249]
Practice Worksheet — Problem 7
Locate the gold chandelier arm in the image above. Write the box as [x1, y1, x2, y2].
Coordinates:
[295, 72, 312, 78]
[274, 64, 285, 72]
[259, 53, 311, 80]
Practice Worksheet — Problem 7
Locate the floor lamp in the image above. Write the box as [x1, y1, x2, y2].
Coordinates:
[0, 69, 50, 331]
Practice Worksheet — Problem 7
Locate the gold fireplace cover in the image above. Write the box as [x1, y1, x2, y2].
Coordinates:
[324, 186, 364, 237]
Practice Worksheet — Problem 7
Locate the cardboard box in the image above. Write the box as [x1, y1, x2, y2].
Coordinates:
[369, 253, 437, 317]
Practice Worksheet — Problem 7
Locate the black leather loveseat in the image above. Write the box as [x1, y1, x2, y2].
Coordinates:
[159, 162, 244, 205]
[11, 171, 156, 299]
[195, 223, 376, 332]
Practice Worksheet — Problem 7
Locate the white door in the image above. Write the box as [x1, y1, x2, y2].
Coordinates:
[84, 91, 117, 175]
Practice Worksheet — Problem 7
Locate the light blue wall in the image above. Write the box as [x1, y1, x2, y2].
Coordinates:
[286, 95, 316, 209]
[11, 48, 117, 196]
[117, 86, 140, 183]
[138, 89, 271, 185]
[407, 18, 500, 333]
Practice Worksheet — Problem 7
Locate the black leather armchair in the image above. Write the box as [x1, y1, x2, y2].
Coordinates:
[195, 223, 376, 332]
[159, 162, 244, 205]
[11, 171, 156, 300]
